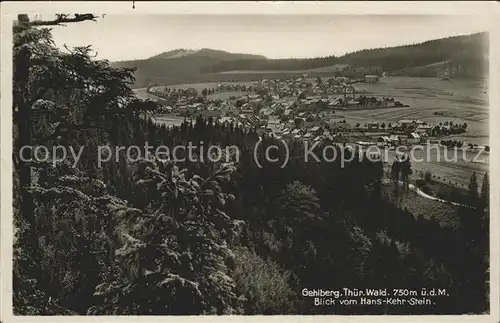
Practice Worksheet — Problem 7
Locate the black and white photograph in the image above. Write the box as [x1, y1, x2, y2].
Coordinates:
[1, 1, 499, 321]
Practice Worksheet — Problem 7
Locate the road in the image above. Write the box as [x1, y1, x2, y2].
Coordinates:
[382, 179, 474, 209]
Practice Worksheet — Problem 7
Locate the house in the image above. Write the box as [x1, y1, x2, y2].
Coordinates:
[389, 135, 401, 146]
[365, 75, 380, 83]
[241, 102, 252, 110]
[377, 136, 391, 147]
[382, 97, 396, 108]
[407, 132, 421, 143]
[397, 119, 420, 132]
[304, 84, 314, 95]
[415, 124, 433, 135]
[246, 115, 263, 127]
[189, 103, 203, 111]
[240, 106, 254, 115]
[367, 122, 379, 130]
[305, 118, 324, 128]
[296, 100, 308, 112]
[328, 122, 351, 133]
[175, 105, 189, 115]
[267, 117, 281, 127]
[347, 100, 360, 108]
[398, 119, 415, 126]
[309, 126, 324, 136]
[327, 100, 339, 109]
[266, 127, 282, 137]
[250, 98, 263, 109]
[303, 133, 313, 140]
[159, 105, 173, 114]
[297, 98, 324, 112]
[308, 98, 329, 111]
[356, 141, 377, 147]
[293, 118, 306, 128]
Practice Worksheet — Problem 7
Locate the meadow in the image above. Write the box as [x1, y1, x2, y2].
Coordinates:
[217, 64, 349, 74]
[152, 81, 258, 92]
[342, 76, 489, 141]
[382, 146, 489, 188]
[349, 76, 489, 189]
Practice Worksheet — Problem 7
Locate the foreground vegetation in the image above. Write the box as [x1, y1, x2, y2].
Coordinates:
[203, 33, 487, 76]
[13, 17, 489, 315]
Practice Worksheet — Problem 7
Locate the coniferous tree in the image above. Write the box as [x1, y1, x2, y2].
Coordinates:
[480, 172, 489, 208]
[468, 172, 479, 206]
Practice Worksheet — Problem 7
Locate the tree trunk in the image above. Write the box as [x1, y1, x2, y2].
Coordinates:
[14, 15, 36, 232]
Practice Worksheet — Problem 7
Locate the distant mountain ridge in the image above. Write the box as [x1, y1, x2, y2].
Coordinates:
[111, 32, 488, 88]
[111, 48, 266, 88]
[148, 48, 267, 60]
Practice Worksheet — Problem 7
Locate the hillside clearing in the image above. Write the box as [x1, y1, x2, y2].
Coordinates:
[382, 186, 460, 228]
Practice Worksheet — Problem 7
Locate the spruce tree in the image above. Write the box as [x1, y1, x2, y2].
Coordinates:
[480, 172, 489, 208]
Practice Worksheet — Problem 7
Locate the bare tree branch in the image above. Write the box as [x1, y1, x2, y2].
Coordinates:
[31, 13, 98, 26]
[63, 44, 74, 54]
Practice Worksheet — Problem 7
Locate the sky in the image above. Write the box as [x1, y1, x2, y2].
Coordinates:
[41, 14, 490, 62]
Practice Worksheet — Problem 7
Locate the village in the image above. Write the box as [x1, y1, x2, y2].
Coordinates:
[145, 75, 485, 154]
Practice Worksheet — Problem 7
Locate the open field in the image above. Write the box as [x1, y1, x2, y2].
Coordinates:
[146, 82, 256, 101]
[380, 145, 489, 188]
[347, 77, 489, 189]
[135, 84, 254, 103]
[390, 61, 448, 77]
[382, 185, 460, 228]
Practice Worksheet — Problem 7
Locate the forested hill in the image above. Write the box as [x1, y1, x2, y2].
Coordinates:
[111, 49, 267, 88]
[203, 32, 488, 77]
[112, 32, 488, 88]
